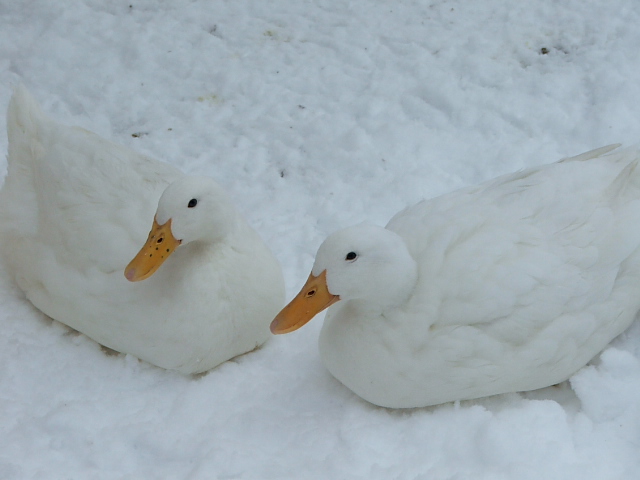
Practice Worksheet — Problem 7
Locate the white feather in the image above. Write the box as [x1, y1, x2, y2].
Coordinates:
[0, 86, 285, 374]
[313, 145, 640, 407]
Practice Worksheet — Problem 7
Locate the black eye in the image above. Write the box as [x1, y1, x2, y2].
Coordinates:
[188, 198, 198, 208]
[345, 251, 357, 261]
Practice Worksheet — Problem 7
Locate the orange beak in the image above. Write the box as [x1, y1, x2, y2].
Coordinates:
[270, 270, 340, 334]
[124, 217, 182, 282]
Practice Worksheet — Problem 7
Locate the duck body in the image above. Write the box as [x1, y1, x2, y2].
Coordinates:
[0, 86, 284, 374]
[273, 144, 640, 408]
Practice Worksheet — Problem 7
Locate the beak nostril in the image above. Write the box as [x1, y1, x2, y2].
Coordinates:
[306, 289, 316, 298]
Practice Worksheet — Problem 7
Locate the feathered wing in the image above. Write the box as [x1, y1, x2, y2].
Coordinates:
[387, 147, 640, 342]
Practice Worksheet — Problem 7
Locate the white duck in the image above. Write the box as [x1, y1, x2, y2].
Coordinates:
[0, 86, 284, 374]
[272, 144, 640, 408]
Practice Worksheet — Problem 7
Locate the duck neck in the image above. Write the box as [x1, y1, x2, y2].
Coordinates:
[171, 218, 242, 274]
[381, 263, 418, 314]
[199, 214, 241, 247]
[354, 259, 419, 317]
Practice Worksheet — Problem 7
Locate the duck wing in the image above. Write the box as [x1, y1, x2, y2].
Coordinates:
[387, 148, 640, 343]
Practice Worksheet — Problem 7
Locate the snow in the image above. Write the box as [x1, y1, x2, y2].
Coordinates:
[1, 0, 640, 478]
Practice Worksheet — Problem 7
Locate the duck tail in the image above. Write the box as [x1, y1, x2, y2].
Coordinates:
[0, 86, 44, 239]
[604, 158, 640, 201]
[557, 144, 621, 163]
[6, 85, 46, 172]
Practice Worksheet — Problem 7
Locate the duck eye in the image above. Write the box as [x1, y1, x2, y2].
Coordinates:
[188, 198, 198, 208]
[345, 251, 357, 261]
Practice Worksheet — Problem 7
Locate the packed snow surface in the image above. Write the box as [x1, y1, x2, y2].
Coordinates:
[1, 1, 640, 478]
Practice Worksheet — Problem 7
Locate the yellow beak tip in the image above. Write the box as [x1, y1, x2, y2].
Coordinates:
[124, 268, 137, 282]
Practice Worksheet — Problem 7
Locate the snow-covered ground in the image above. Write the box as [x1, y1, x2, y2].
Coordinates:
[1, 1, 640, 478]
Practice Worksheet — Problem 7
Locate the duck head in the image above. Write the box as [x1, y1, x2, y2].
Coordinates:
[125, 176, 235, 281]
[270, 224, 418, 334]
